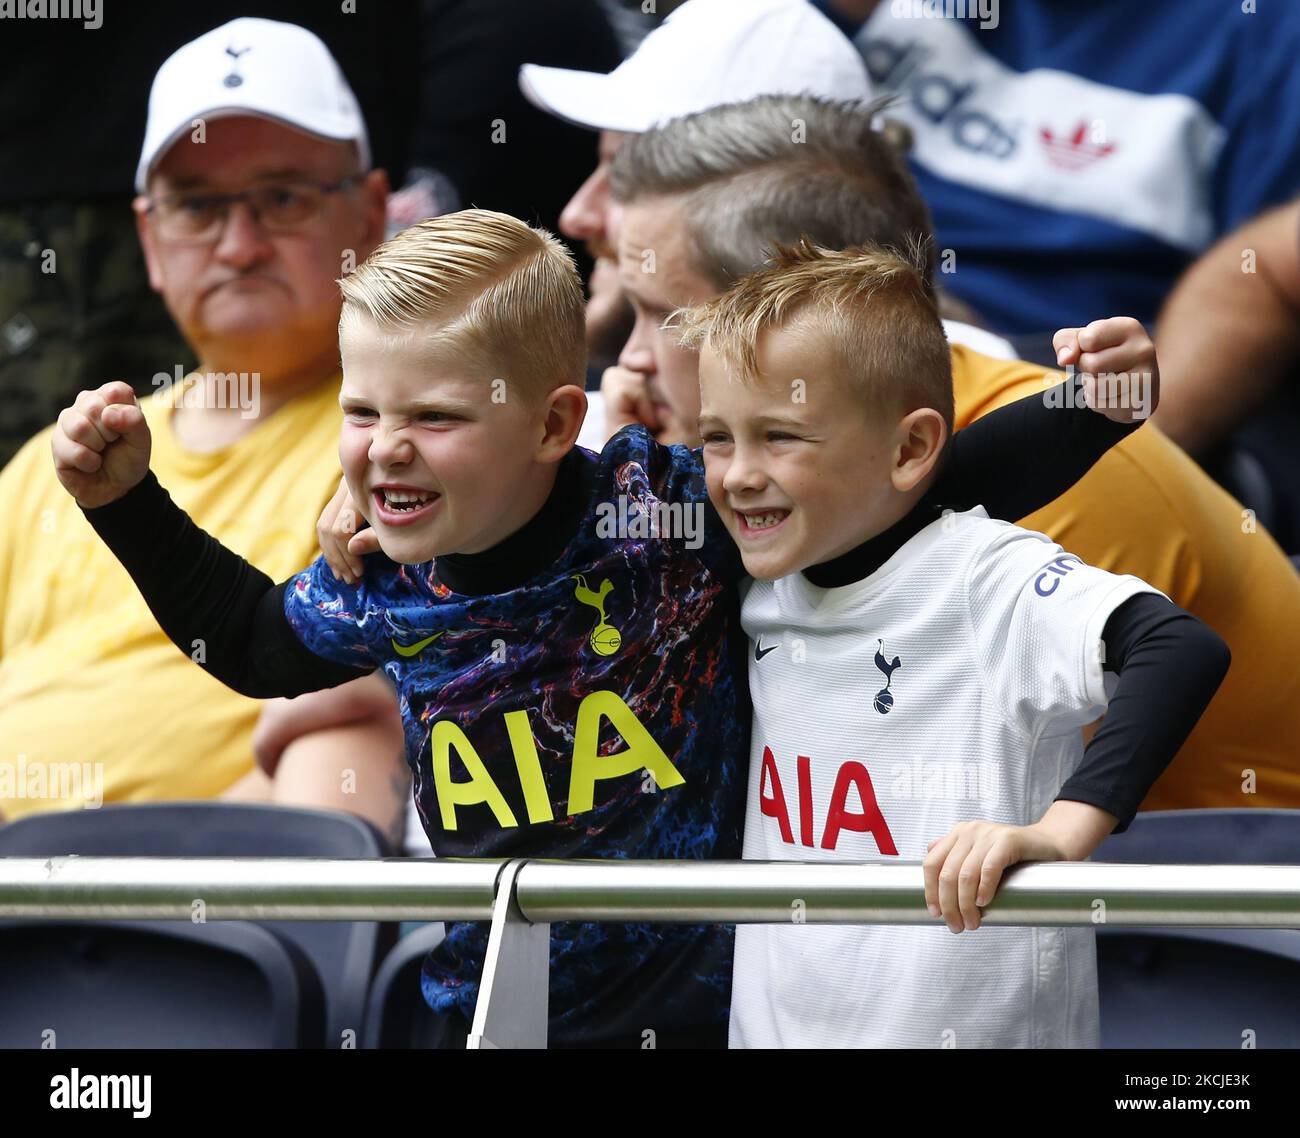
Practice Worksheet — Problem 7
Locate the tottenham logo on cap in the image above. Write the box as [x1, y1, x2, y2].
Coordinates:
[223, 44, 250, 88]
[135, 18, 373, 193]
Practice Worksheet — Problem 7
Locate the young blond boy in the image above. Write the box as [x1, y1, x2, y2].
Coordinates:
[677, 242, 1231, 1048]
[53, 209, 753, 1048]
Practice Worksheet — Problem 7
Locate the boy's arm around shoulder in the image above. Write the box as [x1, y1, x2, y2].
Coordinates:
[601, 423, 745, 583]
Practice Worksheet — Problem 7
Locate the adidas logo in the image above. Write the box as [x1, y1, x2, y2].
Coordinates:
[1039, 121, 1117, 171]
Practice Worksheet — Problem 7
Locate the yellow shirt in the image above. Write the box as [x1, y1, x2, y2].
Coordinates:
[953, 345, 1300, 810]
[0, 379, 345, 820]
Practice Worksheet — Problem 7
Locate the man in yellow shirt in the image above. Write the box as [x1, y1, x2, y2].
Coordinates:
[595, 94, 1300, 811]
[0, 19, 408, 837]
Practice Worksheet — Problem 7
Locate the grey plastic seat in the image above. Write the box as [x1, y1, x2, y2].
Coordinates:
[362, 921, 451, 1048]
[0, 802, 398, 1047]
[1095, 808, 1300, 865]
[0, 918, 323, 1047]
[1094, 808, 1300, 1048]
[1097, 926, 1300, 1048]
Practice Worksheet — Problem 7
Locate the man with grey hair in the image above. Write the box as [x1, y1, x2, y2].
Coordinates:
[602, 93, 1011, 444]
[520, 0, 872, 382]
[600, 92, 1300, 821]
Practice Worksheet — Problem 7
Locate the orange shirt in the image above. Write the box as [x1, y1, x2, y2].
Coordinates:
[953, 344, 1300, 810]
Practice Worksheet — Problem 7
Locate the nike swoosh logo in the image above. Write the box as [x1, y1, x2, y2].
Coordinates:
[754, 640, 778, 661]
[391, 631, 445, 657]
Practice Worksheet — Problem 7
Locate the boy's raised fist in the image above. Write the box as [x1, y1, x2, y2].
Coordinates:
[1052, 316, 1161, 423]
[51, 381, 153, 509]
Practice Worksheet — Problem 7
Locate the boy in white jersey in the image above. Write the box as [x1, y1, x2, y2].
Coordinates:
[679, 242, 1231, 1049]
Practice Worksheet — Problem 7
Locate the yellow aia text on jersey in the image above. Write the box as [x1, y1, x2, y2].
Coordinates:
[430, 689, 686, 830]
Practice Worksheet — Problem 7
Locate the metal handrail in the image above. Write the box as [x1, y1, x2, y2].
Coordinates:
[0, 856, 502, 921]
[2, 857, 1300, 927]
[6, 857, 1299, 1047]
[513, 860, 1300, 926]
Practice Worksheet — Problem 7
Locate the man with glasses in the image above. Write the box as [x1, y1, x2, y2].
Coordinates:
[143, 177, 367, 244]
[0, 19, 408, 841]
[0, 2, 420, 473]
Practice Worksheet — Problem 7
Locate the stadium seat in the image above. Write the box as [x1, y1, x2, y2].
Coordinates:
[1097, 928, 1300, 1047]
[1094, 808, 1300, 1047]
[1095, 807, 1300, 864]
[0, 802, 398, 1048]
[0, 918, 323, 1048]
[362, 921, 447, 1048]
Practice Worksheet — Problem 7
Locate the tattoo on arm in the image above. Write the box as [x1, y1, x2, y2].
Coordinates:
[383, 761, 412, 851]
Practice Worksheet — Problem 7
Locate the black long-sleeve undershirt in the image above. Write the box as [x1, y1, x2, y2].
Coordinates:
[83, 380, 1122, 701]
[939, 369, 1139, 526]
[1058, 593, 1230, 830]
[79, 445, 601, 699]
[81, 468, 369, 699]
[805, 371, 1136, 587]
[79, 380, 1211, 830]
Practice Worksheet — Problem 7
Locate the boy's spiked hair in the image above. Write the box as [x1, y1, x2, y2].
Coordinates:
[674, 239, 954, 431]
[338, 208, 585, 402]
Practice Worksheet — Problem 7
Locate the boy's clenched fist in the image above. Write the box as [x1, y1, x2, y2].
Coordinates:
[51, 381, 153, 509]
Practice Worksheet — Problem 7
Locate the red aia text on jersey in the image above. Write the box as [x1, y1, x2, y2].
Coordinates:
[758, 745, 899, 854]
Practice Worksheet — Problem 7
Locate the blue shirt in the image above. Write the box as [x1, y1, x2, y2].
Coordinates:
[284, 428, 748, 1046]
[817, 1, 1300, 332]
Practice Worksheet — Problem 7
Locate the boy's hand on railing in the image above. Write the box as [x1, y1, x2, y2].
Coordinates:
[51, 382, 153, 509]
[1052, 316, 1160, 423]
[317, 475, 379, 585]
[923, 820, 1067, 934]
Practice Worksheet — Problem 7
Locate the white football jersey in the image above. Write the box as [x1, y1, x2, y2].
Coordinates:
[730, 508, 1161, 1049]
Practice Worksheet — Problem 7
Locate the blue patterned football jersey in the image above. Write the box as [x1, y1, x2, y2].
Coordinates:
[283, 427, 748, 1045]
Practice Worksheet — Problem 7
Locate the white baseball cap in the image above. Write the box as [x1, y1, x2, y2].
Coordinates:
[135, 17, 371, 193]
[519, 0, 871, 134]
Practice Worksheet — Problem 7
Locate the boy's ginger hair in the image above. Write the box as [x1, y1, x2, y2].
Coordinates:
[675, 240, 954, 431]
[338, 208, 585, 403]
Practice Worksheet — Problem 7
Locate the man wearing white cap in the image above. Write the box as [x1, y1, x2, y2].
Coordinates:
[519, 0, 872, 402]
[0, 19, 408, 840]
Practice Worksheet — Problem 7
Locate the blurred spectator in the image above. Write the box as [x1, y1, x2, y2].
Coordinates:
[1153, 199, 1300, 552]
[0, 19, 407, 842]
[403, 0, 623, 273]
[520, 0, 872, 379]
[0, 0, 418, 470]
[603, 94, 1300, 810]
[815, 1, 1300, 342]
[597, 0, 660, 53]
